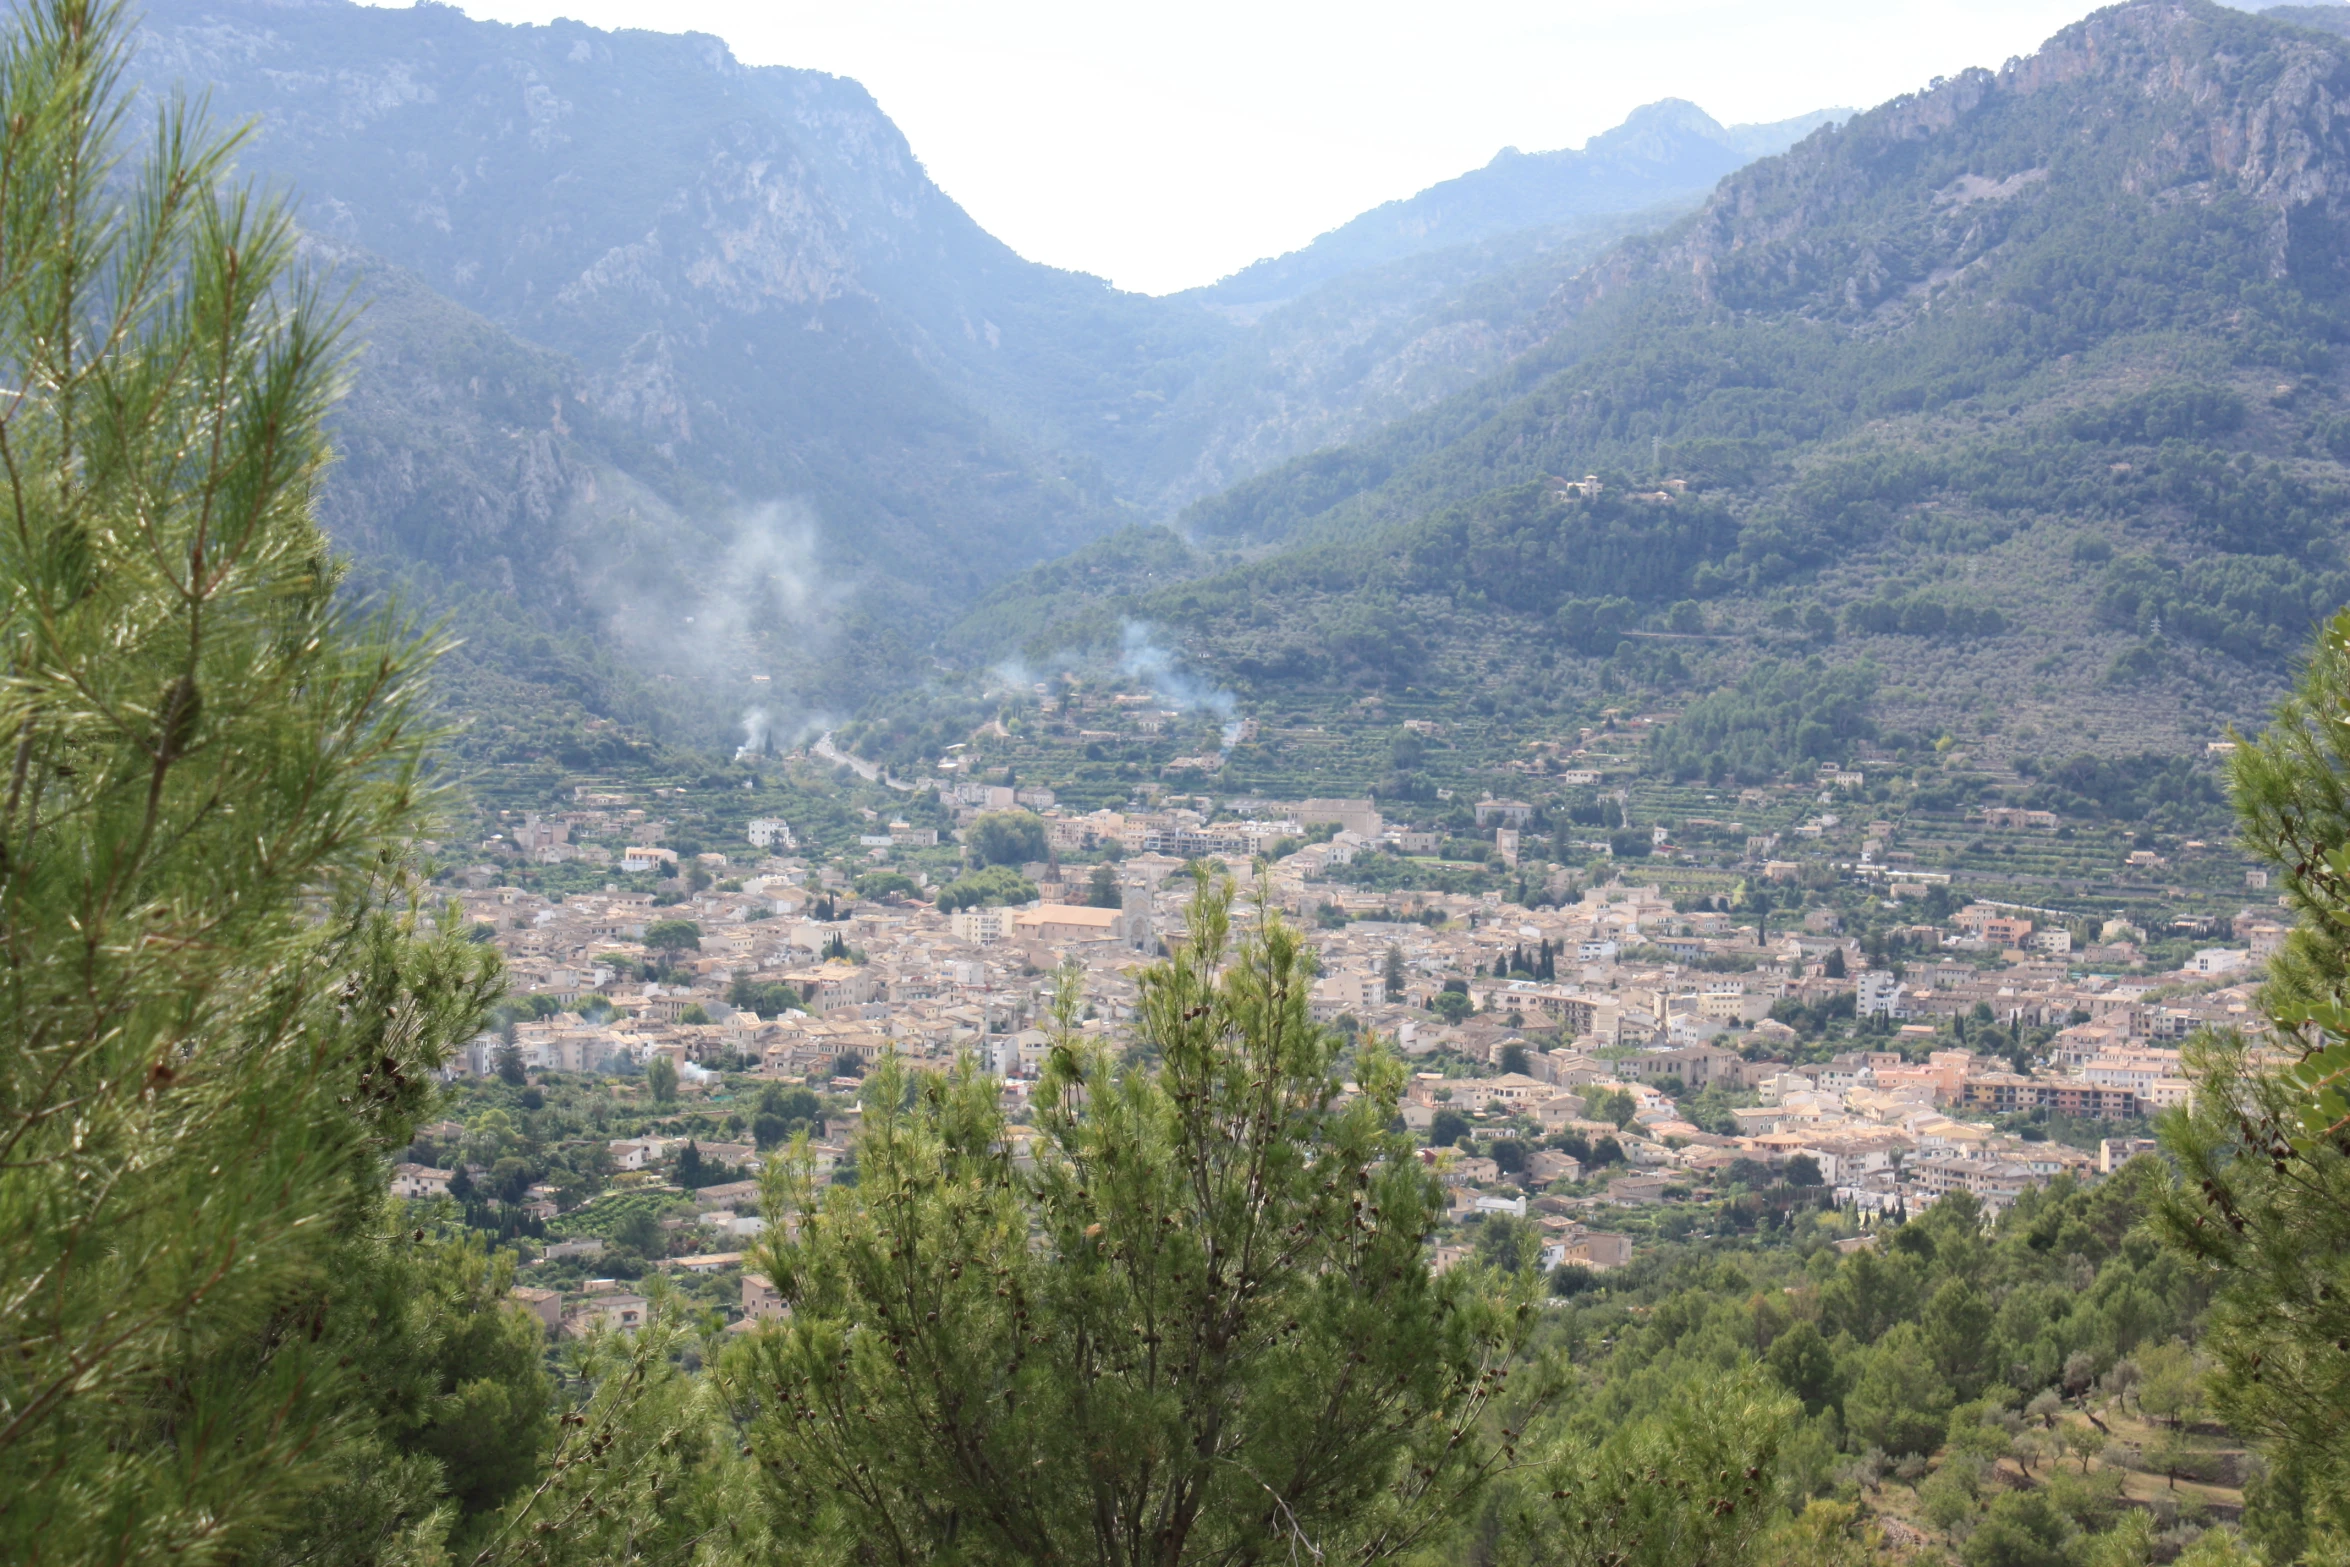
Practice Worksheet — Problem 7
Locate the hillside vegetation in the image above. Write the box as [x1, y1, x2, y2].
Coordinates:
[956, 0, 2350, 775]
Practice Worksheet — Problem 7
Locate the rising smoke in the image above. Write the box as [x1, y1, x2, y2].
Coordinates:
[738, 708, 773, 759]
[1119, 620, 1245, 749]
[581, 491, 844, 754]
[986, 656, 1040, 695]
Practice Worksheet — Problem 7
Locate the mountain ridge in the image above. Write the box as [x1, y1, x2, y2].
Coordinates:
[1192, 99, 1848, 313]
[942, 0, 2350, 788]
[119, 0, 1860, 754]
[1174, 0, 2350, 552]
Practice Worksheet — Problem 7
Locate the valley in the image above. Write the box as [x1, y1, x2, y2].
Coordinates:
[139, 0, 2342, 845]
[13, 0, 2350, 1563]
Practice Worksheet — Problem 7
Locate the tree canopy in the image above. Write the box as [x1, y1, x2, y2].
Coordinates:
[934, 863, 1038, 912]
[2159, 607, 2350, 1556]
[0, 2, 511, 1553]
[733, 878, 1536, 1565]
[642, 917, 703, 953]
[968, 807, 1049, 867]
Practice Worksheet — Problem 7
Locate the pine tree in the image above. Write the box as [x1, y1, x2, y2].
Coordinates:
[1494, 1367, 1795, 1567]
[0, 4, 506, 1557]
[2159, 609, 2350, 1553]
[265, 1230, 556, 1566]
[479, 1294, 771, 1567]
[733, 875, 1538, 1566]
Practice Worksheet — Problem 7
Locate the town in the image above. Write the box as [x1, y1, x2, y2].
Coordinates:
[406, 772, 2274, 1337]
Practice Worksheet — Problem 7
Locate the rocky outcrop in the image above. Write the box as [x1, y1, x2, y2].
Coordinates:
[1536, 0, 2350, 332]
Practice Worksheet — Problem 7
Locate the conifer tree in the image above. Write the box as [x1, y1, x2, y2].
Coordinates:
[1494, 1367, 1794, 1567]
[2159, 608, 2350, 1558]
[0, 3, 506, 1557]
[732, 875, 1539, 1566]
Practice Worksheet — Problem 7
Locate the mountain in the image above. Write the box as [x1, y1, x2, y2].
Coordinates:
[1125, 103, 1846, 509]
[133, 0, 1195, 748]
[124, 0, 1842, 754]
[950, 0, 2350, 789]
[1125, 206, 1672, 511]
[1194, 100, 1846, 314]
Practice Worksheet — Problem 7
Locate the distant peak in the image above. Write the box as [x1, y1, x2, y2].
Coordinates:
[1614, 98, 1723, 133]
[1579, 98, 1734, 157]
[1195, 93, 1841, 307]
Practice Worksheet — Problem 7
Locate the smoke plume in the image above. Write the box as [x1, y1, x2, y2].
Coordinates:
[1119, 620, 1241, 749]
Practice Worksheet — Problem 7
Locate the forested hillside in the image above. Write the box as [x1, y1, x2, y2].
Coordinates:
[959, 0, 2350, 774]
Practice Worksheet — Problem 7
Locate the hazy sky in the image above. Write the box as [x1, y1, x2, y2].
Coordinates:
[409, 0, 2117, 295]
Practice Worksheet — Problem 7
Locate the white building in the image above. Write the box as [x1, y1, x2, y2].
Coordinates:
[607, 1137, 671, 1171]
[950, 907, 1017, 944]
[1857, 970, 1906, 1018]
[391, 1163, 453, 1199]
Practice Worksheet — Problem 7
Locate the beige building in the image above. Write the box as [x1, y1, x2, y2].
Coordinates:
[1300, 798, 1384, 838]
[567, 1293, 649, 1335]
[1555, 1230, 1633, 1269]
[1013, 904, 1121, 944]
[673, 1251, 744, 1273]
[785, 961, 881, 1012]
[743, 1273, 787, 1323]
[509, 1286, 563, 1333]
[949, 907, 1017, 943]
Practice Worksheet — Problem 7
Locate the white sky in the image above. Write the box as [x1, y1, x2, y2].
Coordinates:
[401, 0, 2119, 294]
